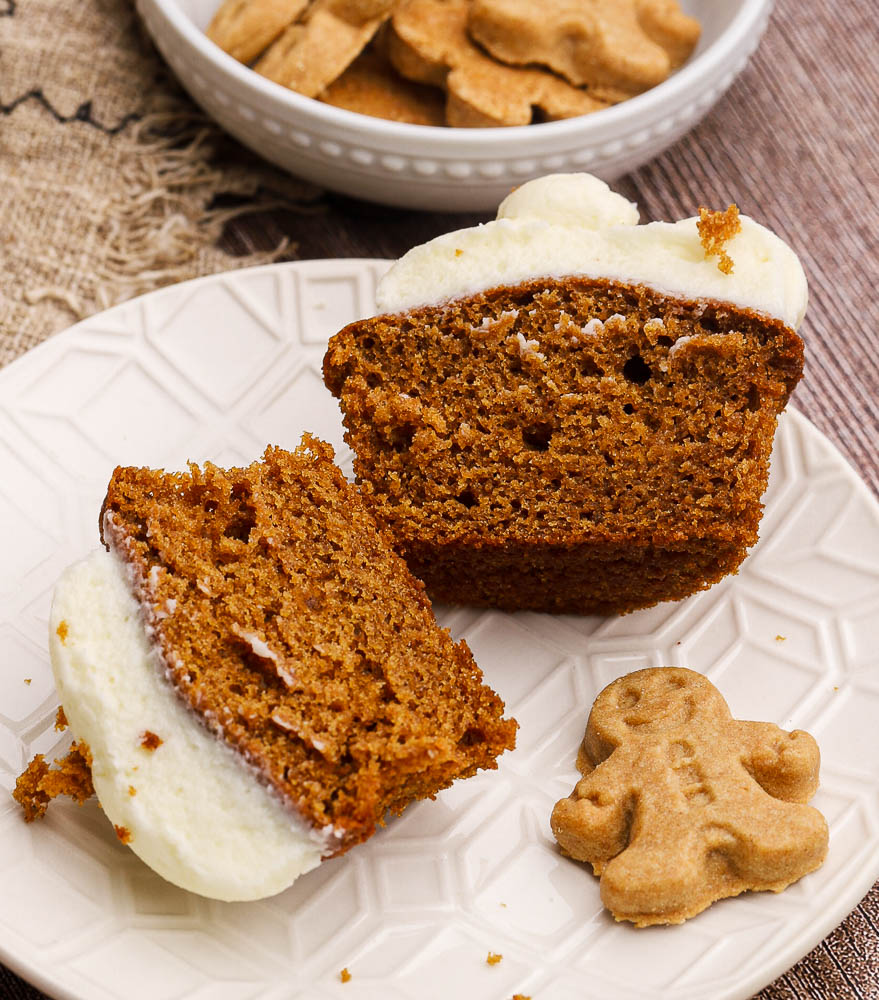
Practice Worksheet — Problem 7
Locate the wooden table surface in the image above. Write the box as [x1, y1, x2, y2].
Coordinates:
[1, 0, 877, 995]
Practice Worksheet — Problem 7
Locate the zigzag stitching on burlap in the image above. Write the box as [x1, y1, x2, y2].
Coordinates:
[0, 89, 140, 134]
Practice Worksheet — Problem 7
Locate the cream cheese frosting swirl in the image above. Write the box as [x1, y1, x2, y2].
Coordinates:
[375, 173, 808, 330]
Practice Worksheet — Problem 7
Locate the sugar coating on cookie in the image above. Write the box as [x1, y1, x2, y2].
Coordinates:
[551, 667, 828, 926]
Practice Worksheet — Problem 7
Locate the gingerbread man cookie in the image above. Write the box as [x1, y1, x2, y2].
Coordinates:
[389, 0, 607, 127]
[469, 0, 700, 98]
[551, 668, 828, 926]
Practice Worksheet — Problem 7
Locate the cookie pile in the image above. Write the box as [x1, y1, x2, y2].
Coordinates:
[206, 0, 701, 127]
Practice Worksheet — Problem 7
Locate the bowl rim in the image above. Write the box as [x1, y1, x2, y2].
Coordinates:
[142, 0, 775, 149]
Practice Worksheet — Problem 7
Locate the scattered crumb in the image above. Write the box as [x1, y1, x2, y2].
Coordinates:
[499, 901, 507, 908]
[512, 995, 532, 1000]
[697, 204, 741, 274]
[13, 741, 95, 821]
[775, 634, 786, 642]
[23, 678, 31, 685]
[140, 730, 163, 751]
[128, 785, 137, 796]
[114, 824, 132, 844]
[455, 248, 464, 257]
[339, 968, 352, 983]
[56, 620, 69, 644]
[55, 706, 68, 731]
[486, 952, 503, 966]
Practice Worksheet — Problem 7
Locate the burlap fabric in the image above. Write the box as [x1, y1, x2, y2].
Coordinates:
[1, 0, 877, 997]
[0, 0, 324, 365]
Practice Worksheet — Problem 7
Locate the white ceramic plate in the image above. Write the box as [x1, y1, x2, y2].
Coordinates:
[1, 260, 878, 1000]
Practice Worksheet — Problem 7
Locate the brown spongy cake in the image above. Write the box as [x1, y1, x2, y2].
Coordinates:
[97, 436, 516, 852]
[323, 175, 806, 615]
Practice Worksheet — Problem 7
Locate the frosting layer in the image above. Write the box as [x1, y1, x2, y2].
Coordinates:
[48, 548, 325, 901]
[375, 174, 808, 329]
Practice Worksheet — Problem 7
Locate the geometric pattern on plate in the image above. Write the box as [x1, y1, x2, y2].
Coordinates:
[0, 260, 877, 1000]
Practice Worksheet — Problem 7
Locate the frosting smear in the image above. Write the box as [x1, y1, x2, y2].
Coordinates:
[49, 548, 327, 901]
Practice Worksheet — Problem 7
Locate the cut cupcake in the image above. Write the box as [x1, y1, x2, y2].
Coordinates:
[323, 173, 807, 615]
[21, 437, 516, 900]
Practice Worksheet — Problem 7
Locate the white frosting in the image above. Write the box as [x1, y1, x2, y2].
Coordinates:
[48, 548, 327, 901]
[498, 172, 641, 228]
[375, 174, 808, 330]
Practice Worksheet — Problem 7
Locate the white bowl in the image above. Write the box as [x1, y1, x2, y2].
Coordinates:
[136, 0, 774, 211]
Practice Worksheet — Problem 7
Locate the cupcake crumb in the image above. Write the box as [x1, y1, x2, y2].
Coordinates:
[697, 204, 740, 274]
[140, 730, 163, 751]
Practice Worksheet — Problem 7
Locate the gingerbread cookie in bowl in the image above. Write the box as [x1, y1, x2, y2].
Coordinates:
[468, 0, 701, 100]
[387, 0, 608, 126]
[551, 668, 828, 926]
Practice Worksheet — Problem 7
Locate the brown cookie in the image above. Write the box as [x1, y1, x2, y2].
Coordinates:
[469, 0, 701, 96]
[319, 43, 446, 125]
[551, 668, 828, 926]
[255, 0, 397, 97]
[207, 0, 308, 64]
[389, 0, 607, 127]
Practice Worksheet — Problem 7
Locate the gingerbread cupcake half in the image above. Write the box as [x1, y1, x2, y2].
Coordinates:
[323, 173, 807, 615]
[25, 437, 515, 900]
